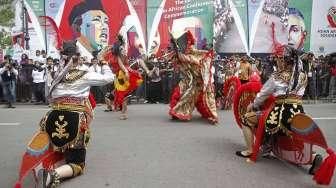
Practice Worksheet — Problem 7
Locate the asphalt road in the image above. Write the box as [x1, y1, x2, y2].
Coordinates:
[0, 103, 335, 188]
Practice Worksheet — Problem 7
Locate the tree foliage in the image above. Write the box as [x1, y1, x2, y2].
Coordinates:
[0, 8, 14, 27]
[0, 30, 11, 48]
[0, 0, 14, 48]
[0, 1, 14, 27]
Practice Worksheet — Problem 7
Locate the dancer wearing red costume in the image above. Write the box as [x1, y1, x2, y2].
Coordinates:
[100, 33, 148, 120]
[169, 31, 218, 124]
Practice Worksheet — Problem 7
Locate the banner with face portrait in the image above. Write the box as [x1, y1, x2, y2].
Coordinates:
[58, 0, 153, 58]
[58, 0, 132, 58]
[288, 0, 312, 52]
[215, 0, 314, 54]
[310, 0, 336, 55]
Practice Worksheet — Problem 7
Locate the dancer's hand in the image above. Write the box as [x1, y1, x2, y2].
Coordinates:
[247, 103, 253, 112]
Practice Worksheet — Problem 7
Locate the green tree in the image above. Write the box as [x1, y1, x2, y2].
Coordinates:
[0, 8, 14, 26]
[0, 1, 14, 48]
[0, 30, 11, 48]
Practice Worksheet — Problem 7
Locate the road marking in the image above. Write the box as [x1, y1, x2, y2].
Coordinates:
[0, 108, 48, 111]
[313, 117, 336, 120]
[0, 122, 21, 126]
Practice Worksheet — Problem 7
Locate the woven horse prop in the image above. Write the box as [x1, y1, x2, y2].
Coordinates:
[233, 79, 336, 186]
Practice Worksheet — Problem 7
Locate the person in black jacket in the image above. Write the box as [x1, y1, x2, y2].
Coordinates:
[0, 59, 18, 108]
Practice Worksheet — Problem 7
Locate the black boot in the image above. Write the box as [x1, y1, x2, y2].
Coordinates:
[309, 154, 323, 175]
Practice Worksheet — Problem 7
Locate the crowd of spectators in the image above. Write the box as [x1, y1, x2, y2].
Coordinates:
[1, 48, 335, 109]
[0, 49, 183, 108]
[0, 50, 110, 107]
[213, 52, 336, 102]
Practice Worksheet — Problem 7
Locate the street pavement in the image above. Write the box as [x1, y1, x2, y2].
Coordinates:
[0, 103, 335, 188]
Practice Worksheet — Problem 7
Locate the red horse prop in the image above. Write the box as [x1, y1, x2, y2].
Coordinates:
[220, 76, 241, 110]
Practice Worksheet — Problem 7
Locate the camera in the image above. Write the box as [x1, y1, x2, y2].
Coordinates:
[53, 59, 59, 64]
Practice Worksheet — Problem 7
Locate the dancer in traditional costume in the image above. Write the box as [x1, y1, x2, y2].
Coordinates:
[169, 31, 218, 124]
[101, 33, 148, 120]
[25, 41, 115, 188]
[235, 45, 323, 174]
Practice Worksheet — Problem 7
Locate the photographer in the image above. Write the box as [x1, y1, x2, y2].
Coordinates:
[18, 59, 34, 102]
[0, 57, 18, 108]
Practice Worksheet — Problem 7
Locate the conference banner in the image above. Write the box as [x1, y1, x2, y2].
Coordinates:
[310, 0, 336, 55]
[147, 0, 214, 55]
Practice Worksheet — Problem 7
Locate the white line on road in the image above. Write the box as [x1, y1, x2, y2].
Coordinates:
[313, 117, 336, 120]
[0, 122, 21, 126]
[0, 108, 48, 111]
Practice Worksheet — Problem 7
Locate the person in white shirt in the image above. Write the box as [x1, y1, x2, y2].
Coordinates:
[32, 62, 46, 104]
[32, 41, 114, 187]
[76, 56, 90, 71]
[89, 58, 106, 103]
[88, 58, 102, 73]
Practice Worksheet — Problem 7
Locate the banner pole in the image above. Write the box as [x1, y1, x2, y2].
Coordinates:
[43, 0, 48, 53]
[246, 0, 250, 55]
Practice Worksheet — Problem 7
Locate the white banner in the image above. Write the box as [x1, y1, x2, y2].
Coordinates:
[310, 0, 336, 55]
